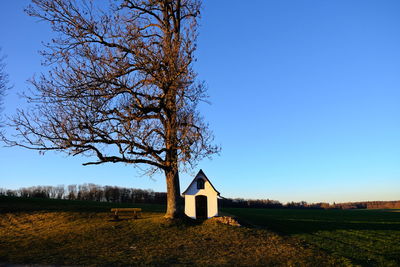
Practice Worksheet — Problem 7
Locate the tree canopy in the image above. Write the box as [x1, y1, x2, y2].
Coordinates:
[3, 0, 219, 218]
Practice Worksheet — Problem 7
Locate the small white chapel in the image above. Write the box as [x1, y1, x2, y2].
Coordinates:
[182, 169, 220, 219]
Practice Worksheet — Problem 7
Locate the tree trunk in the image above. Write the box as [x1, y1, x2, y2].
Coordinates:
[164, 83, 184, 219]
[164, 166, 184, 218]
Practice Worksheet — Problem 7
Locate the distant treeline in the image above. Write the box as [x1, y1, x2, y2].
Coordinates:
[1, 185, 399, 209]
[220, 198, 400, 210]
[328, 201, 400, 210]
[0, 184, 167, 204]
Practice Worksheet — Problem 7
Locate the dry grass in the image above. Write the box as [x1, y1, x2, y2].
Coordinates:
[0, 211, 345, 266]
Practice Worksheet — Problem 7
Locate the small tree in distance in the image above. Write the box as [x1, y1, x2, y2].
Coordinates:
[2, 0, 219, 219]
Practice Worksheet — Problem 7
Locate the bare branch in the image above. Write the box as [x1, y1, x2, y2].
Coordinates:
[4, 0, 218, 219]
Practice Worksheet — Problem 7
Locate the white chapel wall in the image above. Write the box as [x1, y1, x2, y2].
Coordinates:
[184, 195, 196, 218]
[184, 175, 219, 219]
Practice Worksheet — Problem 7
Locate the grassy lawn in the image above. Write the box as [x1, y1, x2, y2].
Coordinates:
[0, 195, 165, 213]
[0, 197, 343, 266]
[223, 208, 400, 266]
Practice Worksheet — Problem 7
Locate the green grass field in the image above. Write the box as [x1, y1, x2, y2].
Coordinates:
[0, 195, 166, 213]
[223, 208, 400, 266]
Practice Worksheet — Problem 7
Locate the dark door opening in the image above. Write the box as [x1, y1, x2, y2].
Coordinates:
[195, 195, 208, 219]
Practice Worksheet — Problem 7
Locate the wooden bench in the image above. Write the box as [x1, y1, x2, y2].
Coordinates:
[110, 208, 142, 220]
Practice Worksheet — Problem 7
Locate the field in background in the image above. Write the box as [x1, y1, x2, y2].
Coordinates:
[0, 195, 165, 213]
[224, 208, 400, 266]
[0, 197, 341, 266]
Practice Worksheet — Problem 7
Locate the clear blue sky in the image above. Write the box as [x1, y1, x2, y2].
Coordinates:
[0, 0, 399, 203]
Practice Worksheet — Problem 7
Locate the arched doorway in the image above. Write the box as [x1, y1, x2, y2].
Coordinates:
[195, 195, 208, 219]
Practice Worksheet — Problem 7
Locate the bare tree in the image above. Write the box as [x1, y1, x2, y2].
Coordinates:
[0, 48, 9, 126]
[2, 0, 219, 218]
[67, 184, 77, 200]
